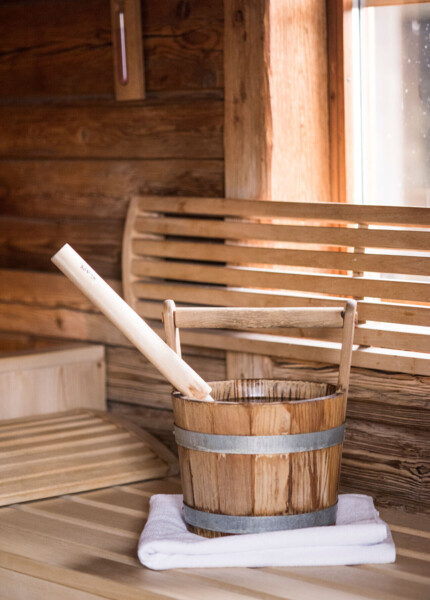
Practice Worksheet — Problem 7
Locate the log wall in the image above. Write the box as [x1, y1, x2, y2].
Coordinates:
[0, 0, 224, 278]
[0, 0, 428, 513]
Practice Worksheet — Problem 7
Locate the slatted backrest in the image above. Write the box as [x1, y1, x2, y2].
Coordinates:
[122, 196, 430, 376]
[162, 301, 357, 394]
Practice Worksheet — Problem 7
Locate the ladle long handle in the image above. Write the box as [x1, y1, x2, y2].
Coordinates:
[51, 244, 213, 401]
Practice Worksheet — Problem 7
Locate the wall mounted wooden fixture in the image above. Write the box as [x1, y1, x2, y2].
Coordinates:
[110, 0, 145, 101]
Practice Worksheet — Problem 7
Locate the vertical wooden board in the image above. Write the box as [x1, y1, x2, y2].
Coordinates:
[253, 454, 290, 515]
[224, 0, 271, 199]
[186, 449, 220, 513]
[217, 454, 254, 515]
[270, 0, 331, 203]
[224, 0, 274, 380]
[289, 446, 342, 513]
[177, 447, 195, 507]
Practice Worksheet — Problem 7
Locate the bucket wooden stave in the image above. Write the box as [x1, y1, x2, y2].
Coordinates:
[172, 379, 346, 538]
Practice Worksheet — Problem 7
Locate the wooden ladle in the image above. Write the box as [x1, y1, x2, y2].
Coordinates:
[51, 244, 213, 402]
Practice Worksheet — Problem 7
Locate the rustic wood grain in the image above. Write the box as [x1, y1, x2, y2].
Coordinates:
[0, 161, 224, 220]
[0, 0, 113, 99]
[0, 409, 178, 506]
[134, 215, 430, 250]
[173, 380, 346, 536]
[0, 217, 123, 278]
[137, 195, 430, 225]
[269, 0, 331, 203]
[0, 0, 223, 99]
[0, 477, 428, 598]
[0, 101, 223, 159]
[0, 345, 106, 420]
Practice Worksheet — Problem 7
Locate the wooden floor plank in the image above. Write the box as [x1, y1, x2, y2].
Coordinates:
[182, 567, 372, 600]
[4, 505, 138, 555]
[0, 476, 427, 599]
[262, 564, 429, 600]
[0, 566, 106, 600]
[24, 498, 146, 535]
[74, 488, 149, 514]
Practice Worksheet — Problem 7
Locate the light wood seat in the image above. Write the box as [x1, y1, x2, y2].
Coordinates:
[0, 475, 428, 599]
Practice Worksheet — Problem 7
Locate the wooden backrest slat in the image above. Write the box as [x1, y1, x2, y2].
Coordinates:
[132, 260, 429, 303]
[133, 239, 430, 277]
[134, 284, 430, 327]
[135, 216, 430, 251]
[138, 196, 430, 226]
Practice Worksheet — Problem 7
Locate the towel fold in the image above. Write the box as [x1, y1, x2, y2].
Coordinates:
[138, 494, 396, 570]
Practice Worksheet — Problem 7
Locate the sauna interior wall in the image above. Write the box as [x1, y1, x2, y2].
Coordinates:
[0, 0, 428, 514]
[0, 0, 225, 425]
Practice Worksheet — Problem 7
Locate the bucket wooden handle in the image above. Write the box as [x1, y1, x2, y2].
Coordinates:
[174, 307, 345, 329]
[163, 299, 357, 396]
[51, 244, 213, 401]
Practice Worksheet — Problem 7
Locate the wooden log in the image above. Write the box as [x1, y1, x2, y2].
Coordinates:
[0, 160, 224, 219]
[0, 0, 113, 99]
[0, 101, 223, 159]
[0, 217, 123, 279]
[0, 269, 118, 311]
[0, 0, 223, 98]
[0, 300, 429, 376]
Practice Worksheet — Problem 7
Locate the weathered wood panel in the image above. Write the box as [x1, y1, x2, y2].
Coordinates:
[0, 100, 223, 159]
[0, 0, 113, 99]
[0, 218, 123, 278]
[0, 0, 223, 99]
[0, 160, 224, 220]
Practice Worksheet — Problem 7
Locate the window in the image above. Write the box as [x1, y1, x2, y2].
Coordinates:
[355, 0, 430, 207]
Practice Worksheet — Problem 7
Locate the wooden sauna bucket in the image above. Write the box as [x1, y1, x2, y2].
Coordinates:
[172, 378, 346, 538]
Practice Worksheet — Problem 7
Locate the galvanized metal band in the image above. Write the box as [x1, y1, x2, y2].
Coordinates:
[183, 503, 338, 534]
[174, 424, 345, 455]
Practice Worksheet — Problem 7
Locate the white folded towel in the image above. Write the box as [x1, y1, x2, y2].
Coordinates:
[138, 494, 396, 570]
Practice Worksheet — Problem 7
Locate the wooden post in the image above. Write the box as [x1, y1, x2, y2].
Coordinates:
[224, 0, 331, 379]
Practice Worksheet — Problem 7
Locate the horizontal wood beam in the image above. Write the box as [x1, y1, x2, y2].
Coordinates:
[0, 101, 223, 160]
